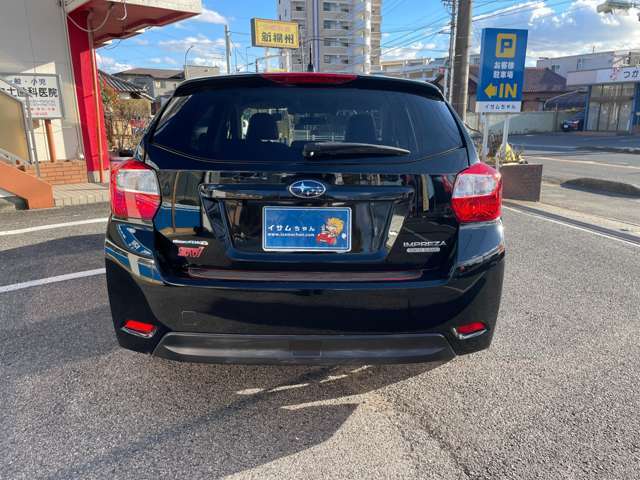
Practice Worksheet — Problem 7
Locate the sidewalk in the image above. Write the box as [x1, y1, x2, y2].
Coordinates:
[52, 183, 109, 207]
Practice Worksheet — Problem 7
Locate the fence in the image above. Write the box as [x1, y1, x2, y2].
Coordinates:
[466, 111, 576, 135]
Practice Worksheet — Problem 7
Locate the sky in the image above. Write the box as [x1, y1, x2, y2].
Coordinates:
[97, 0, 640, 74]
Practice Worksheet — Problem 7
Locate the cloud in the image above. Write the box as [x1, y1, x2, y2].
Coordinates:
[158, 34, 227, 70]
[471, 0, 640, 63]
[382, 41, 440, 61]
[192, 7, 227, 24]
[132, 38, 149, 46]
[96, 53, 132, 73]
[382, 1, 639, 66]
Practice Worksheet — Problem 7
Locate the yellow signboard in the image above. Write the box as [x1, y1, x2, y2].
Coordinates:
[251, 18, 299, 49]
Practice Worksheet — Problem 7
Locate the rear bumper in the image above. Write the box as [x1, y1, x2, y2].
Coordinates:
[105, 219, 505, 364]
[153, 332, 455, 365]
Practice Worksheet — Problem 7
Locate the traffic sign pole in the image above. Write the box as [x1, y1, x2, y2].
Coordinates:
[481, 113, 489, 163]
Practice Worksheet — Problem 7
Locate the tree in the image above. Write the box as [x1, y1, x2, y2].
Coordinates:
[101, 84, 151, 153]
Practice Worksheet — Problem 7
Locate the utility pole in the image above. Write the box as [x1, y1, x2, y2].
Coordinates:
[224, 24, 232, 74]
[451, 0, 472, 122]
[441, 0, 457, 102]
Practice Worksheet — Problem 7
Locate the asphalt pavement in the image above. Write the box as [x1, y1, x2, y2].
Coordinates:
[2, 204, 639, 479]
[510, 133, 640, 151]
[506, 133, 640, 224]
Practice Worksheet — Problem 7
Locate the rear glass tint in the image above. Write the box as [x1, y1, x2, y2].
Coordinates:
[152, 87, 462, 161]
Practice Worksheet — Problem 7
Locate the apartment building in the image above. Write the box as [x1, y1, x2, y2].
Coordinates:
[277, 0, 382, 74]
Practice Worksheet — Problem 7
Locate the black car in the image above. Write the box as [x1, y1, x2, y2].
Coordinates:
[561, 111, 584, 131]
[106, 73, 505, 365]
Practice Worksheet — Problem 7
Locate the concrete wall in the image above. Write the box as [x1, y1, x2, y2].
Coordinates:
[0, 1, 84, 163]
[467, 111, 576, 135]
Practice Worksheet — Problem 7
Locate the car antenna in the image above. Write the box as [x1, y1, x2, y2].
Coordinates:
[307, 45, 314, 72]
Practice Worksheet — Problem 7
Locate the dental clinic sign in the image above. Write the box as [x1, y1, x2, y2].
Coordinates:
[0, 73, 63, 119]
[476, 28, 528, 113]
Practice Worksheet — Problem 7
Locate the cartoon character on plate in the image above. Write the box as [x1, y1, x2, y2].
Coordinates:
[316, 217, 346, 246]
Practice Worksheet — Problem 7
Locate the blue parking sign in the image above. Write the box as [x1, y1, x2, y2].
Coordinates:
[476, 28, 528, 113]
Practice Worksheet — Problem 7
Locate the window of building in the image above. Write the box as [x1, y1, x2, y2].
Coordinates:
[295, 5, 303, 11]
[551, 64, 560, 73]
[588, 82, 636, 132]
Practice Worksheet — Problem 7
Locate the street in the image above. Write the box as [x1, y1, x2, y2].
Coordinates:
[507, 133, 640, 226]
[2, 203, 639, 479]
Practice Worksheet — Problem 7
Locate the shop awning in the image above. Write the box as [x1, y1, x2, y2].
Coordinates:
[65, 0, 201, 46]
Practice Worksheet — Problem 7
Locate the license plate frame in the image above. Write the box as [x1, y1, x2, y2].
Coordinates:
[262, 206, 352, 253]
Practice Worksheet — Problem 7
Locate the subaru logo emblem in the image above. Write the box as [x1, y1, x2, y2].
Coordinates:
[288, 180, 326, 198]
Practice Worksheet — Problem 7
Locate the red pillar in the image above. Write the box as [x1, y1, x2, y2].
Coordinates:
[67, 10, 109, 180]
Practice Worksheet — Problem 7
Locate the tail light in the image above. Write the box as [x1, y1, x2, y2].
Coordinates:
[110, 160, 160, 221]
[451, 162, 502, 223]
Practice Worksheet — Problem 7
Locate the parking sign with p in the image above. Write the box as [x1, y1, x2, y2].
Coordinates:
[496, 33, 517, 58]
[476, 28, 528, 113]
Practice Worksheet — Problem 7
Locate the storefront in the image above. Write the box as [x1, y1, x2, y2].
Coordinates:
[0, 0, 200, 192]
[567, 66, 640, 133]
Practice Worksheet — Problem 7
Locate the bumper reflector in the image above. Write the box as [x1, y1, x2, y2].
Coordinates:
[122, 320, 156, 338]
[453, 322, 487, 340]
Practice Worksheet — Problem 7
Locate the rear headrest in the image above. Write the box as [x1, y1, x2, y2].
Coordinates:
[246, 113, 279, 142]
[345, 113, 377, 144]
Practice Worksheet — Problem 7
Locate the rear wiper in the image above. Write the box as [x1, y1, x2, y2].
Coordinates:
[302, 142, 410, 159]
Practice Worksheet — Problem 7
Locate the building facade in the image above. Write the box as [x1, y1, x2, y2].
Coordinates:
[537, 50, 640, 79]
[115, 68, 185, 99]
[567, 66, 640, 133]
[277, 0, 382, 74]
[379, 57, 445, 81]
[0, 0, 199, 204]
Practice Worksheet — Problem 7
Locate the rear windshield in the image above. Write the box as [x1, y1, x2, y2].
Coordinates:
[152, 86, 462, 162]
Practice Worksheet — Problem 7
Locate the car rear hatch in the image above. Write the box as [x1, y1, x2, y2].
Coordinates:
[146, 74, 471, 283]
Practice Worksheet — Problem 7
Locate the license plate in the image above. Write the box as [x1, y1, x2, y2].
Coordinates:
[263, 206, 352, 252]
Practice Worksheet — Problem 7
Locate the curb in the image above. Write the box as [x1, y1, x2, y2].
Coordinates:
[559, 177, 640, 198]
[503, 201, 640, 245]
[582, 146, 640, 155]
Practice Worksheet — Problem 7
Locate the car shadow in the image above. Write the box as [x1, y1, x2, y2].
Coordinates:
[0, 234, 105, 284]
[3, 275, 446, 479]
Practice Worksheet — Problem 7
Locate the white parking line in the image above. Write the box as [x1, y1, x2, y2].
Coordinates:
[528, 156, 640, 170]
[0, 218, 108, 236]
[0, 268, 106, 294]
[504, 206, 640, 248]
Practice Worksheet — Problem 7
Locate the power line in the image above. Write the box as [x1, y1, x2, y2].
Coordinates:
[381, 0, 576, 58]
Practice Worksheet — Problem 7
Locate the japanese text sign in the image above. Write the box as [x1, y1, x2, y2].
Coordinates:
[0, 73, 63, 119]
[476, 28, 528, 113]
[251, 18, 299, 49]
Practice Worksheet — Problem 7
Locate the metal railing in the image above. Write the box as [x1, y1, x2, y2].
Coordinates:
[0, 78, 40, 176]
